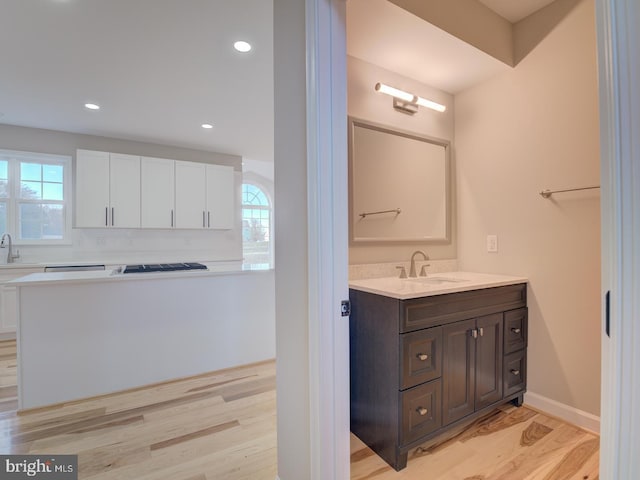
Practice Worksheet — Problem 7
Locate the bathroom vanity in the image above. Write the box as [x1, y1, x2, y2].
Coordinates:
[349, 272, 528, 470]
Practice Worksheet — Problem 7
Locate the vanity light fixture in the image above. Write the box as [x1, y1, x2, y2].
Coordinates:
[201, 123, 214, 129]
[84, 103, 100, 110]
[374, 83, 446, 114]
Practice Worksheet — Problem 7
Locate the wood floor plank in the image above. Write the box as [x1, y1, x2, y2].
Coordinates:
[0, 339, 598, 480]
[149, 420, 240, 451]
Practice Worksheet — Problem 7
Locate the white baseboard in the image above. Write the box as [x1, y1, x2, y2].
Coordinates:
[524, 391, 600, 434]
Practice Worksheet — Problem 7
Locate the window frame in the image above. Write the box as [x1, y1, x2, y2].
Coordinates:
[0, 149, 72, 245]
[241, 182, 273, 267]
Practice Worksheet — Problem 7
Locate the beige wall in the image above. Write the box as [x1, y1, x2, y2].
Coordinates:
[348, 56, 457, 264]
[455, 0, 601, 415]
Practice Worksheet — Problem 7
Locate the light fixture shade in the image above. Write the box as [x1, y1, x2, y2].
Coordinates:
[374, 82, 446, 113]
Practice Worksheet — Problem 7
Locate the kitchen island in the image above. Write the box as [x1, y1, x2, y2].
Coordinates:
[11, 263, 274, 410]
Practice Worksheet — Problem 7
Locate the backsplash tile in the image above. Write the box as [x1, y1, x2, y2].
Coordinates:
[349, 259, 458, 280]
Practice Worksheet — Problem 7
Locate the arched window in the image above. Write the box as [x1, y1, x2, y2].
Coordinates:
[242, 183, 272, 266]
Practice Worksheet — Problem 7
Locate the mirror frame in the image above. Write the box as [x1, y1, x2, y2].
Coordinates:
[348, 116, 451, 244]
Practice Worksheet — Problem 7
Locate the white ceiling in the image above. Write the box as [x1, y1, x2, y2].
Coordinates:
[0, 0, 555, 162]
[0, 0, 273, 162]
[477, 0, 558, 22]
[347, 0, 511, 95]
[346, 0, 559, 95]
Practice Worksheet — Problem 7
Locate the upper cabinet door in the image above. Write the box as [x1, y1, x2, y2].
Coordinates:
[205, 164, 235, 230]
[175, 161, 206, 229]
[109, 153, 140, 228]
[141, 157, 175, 228]
[76, 149, 110, 228]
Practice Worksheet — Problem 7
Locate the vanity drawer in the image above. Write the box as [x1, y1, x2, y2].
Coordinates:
[400, 378, 442, 445]
[400, 327, 442, 390]
[400, 284, 527, 333]
[504, 308, 528, 354]
[504, 350, 527, 396]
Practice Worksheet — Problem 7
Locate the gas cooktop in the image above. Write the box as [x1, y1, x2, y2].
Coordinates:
[122, 262, 208, 274]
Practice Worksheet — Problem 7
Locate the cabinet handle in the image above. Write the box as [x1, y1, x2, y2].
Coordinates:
[416, 353, 429, 361]
[208, 211, 210, 228]
[511, 369, 520, 376]
[111, 207, 114, 226]
[171, 210, 174, 227]
[105, 207, 108, 226]
[479, 327, 484, 337]
[203, 211, 206, 228]
[416, 407, 428, 416]
[471, 329, 478, 339]
[511, 328, 521, 334]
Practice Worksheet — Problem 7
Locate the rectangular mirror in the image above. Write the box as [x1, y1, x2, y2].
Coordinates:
[349, 117, 450, 243]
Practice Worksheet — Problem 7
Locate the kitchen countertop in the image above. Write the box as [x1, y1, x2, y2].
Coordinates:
[9, 262, 272, 286]
[348, 271, 527, 300]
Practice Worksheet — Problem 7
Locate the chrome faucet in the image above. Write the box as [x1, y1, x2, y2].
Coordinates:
[0, 233, 20, 263]
[409, 250, 429, 278]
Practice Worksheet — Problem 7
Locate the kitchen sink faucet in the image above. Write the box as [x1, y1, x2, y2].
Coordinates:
[0, 233, 20, 263]
[409, 250, 429, 278]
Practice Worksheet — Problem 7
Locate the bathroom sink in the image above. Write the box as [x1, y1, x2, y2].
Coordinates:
[405, 276, 469, 285]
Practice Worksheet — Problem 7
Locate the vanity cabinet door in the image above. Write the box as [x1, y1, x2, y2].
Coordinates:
[442, 319, 476, 425]
[475, 313, 503, 410]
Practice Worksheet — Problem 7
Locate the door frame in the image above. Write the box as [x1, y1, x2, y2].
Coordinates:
[595, 0, 640, 478]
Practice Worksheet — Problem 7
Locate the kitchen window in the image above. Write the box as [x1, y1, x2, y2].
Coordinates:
[0, 149, 72, 244]
[242, 183, 272, 267]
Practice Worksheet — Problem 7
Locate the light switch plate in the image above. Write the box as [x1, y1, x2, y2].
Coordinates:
[487, 235, 498, 253]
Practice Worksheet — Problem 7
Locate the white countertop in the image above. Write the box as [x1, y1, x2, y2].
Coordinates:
[9, 262, 272, 286]
[348, 271, 527, 300]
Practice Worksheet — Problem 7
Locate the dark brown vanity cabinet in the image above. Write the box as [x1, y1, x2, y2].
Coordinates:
[349, 283, 527, 471]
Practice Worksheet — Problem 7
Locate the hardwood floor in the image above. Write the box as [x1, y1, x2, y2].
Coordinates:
[0, 339, 599, 479]
[0, 339, 277, 479]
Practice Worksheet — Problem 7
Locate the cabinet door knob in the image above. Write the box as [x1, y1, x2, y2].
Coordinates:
[416, 353, 428, 361]
[471, 329, 478, 339]
[479, 327, 484, 337]
[511, 328, 521, 334]
[416, 407, 428, 416]
[511, 369, 520, 376]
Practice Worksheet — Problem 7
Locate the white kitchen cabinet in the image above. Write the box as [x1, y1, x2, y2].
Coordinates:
[75, 150, 140, 228]
[75, 150, 109, 227]
[175, 161, 207, 229]
[175, 162, 235, 230]
[206, 164, 235, 229]
[141, 157, 175, 228]
[109, 153, 141, 227]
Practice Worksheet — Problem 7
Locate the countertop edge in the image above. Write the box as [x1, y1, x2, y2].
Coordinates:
[9, 266, 274, 286]
[348, 273, 528, 299]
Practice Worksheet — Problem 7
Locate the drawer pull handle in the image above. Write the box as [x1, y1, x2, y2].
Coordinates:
[416, 407, 428, 416]
[511, 369, 521, 376]
[511, 328, 521, 334]
[416, 353, 429, 361]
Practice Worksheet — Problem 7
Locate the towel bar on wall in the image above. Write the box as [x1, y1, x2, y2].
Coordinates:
[358, 208, 402, 218]
[539, 186, 600, 198]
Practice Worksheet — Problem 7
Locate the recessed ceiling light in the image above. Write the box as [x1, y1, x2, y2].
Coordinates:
[84, 103, 100, 110]
[201, 123, 214, 129]
[233, 41, 252, 53]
